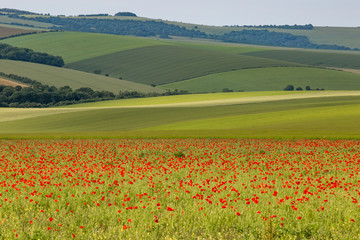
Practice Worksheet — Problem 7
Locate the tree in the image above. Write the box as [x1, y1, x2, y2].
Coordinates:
[115, 12, 137, 17]
[305, 86, 311, 91]
[284, 85, 294, 91]
[296, 87, 303, 91]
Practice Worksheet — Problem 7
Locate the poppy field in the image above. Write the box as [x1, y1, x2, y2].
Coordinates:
[0, 138, 359, 239]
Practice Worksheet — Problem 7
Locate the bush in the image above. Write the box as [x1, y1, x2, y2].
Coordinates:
[284, 85, 294, 91]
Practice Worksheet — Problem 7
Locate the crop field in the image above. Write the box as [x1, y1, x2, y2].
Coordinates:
[184, 25, 360, 49]
[159, 67, 360, 92]
[64, 91, 305, 108]
[0, 60, 164, 93]
[67, 45, 299, 85]
[0, 15, 54, 29]
[0, 31, 166, 63]
[243, 50, 360, 69]
[0, 26, 38, 39]
[0, 138, 359, 239]
[1, 92, 360, 138]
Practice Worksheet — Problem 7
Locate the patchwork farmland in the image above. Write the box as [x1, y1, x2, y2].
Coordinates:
[1, 9, 360, 239]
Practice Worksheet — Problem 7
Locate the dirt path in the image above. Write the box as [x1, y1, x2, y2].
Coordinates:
[0, 77, 28, 87]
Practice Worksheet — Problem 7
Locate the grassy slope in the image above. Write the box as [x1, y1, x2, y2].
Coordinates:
[60, 16, 360, 49]
[67, 45, 299, 85]
[159, 67, 360, 92]
[1, 31, 166, 63]
[0, 60, 164, 93]
[0, 15, 54, 28]
[1, 94, 360, 138]
[243, 50, 360, 69]
[64, 91, 304, 108]
[174, 24, 360, 50]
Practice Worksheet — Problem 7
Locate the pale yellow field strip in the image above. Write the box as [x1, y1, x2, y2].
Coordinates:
[0, 78, 28, 87]
[0, 108, 85, 123]
[332, 68, 360, 75]
[69, 91, 360, 109]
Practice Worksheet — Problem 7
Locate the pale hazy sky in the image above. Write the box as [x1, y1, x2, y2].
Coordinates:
[2, 0, 359, 27]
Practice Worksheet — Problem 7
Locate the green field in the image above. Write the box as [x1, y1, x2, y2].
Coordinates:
[1, 92, 360, 138]
[67, 45, 299, 85]
[1, 31, 166, 63]
[170, 24, 360, 50]
[0, 60, 164, 93]
[243, 50, 360, 69]
[0, 15, 54, 29]
[64, 91, 305, 108]
[159, 67, 360, 92]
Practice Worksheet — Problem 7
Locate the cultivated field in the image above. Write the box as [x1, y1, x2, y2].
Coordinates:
[0, 60, 164, 93]
[1, 31, 166, 63]
[0, 26, 38, 39]
[159, 67, 360, 92]
[67, 45, 298, 85]
[244, 50, 360, 69]
[0, 15, 54, 29]
[1, 92, 360, 138]
[0, 139, 359, 239]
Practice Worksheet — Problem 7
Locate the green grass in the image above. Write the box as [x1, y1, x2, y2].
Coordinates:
[0, 60, 164, 93]
[171, 25, 360, 50]
[2, 95, 360, 138]
[64, 91, 305, 108]
[0, 15, 54, 29]
[243, 50, 360, 69]
[159, 67, 360, 92]
[67, 45, 299, 85]
[1, 31, 166, 63]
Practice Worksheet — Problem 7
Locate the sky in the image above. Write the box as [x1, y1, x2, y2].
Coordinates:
[2, 0, 359, 27]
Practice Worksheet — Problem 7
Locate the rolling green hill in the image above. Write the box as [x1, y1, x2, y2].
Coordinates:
[0, 60, 164, 93]
[67, 45, 300, 85]
[188, 26, 360, 50]
[159, 67, 360, 92]
[63, 91, 304, 108]
[1, 92, 360, 138]
[1, 31, 166, 63]
[243, 50, 360, 69]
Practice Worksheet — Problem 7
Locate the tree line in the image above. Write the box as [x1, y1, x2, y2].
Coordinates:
[217, 30, 355, 50]
[225, 24, 314, 30]
[12, 16, 207, 38]
[0, 43, 65, 67]
[0, 72, 188, 108]
[11, 15, 357, 51]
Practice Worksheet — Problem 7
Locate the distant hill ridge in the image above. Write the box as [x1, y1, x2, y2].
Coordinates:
[2, 7, 356, 51]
